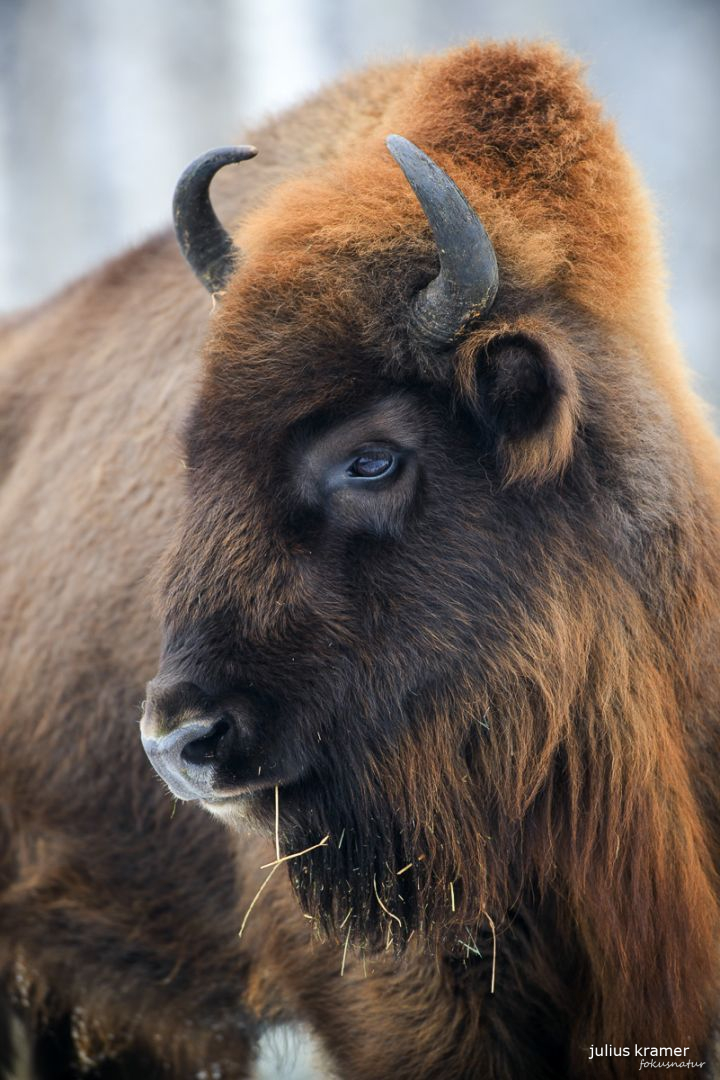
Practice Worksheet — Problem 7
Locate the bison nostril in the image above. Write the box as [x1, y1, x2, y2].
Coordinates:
[180, 716, 232, 767]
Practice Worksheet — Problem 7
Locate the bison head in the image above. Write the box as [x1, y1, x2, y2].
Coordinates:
[141, 45, 718, 990]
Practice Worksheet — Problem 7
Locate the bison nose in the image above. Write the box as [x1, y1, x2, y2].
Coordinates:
[141, 715, 235, 802]
[140, 680, 257, 802]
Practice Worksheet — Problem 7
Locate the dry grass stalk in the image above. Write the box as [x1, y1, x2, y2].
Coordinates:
[238, 863, 280, 942]
[260, 834, 330, 870]
[483, 910, 497, 994]
[340, 921, 353, 976]
[240, 833, 331, 940]
[373, 875, 402, 927]
[274, 784, 280, 862]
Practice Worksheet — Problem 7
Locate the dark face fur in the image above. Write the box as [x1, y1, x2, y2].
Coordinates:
[142, 219, 694, 957]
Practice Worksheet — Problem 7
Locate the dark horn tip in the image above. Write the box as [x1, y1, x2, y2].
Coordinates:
[172, 145, 258, 294]
[385, 133, 499, 350]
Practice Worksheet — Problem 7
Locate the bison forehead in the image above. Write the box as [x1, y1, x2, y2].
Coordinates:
[220, 40, 662, 359]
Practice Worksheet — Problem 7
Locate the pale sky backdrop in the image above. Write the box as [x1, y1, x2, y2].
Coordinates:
[0, 0, 718, 409]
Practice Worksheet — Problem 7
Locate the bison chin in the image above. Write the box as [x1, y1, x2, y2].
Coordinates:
[237, 729, 503, 960]
[280, 772, 425, 955]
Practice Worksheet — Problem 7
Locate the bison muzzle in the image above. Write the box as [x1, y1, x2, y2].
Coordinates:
[142, 676, 297, 801]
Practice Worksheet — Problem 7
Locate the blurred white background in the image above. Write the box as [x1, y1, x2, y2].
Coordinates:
[0, 0, 717, 411]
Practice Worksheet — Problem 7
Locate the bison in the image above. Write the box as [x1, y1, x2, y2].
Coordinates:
[2, 40, 720, 1080]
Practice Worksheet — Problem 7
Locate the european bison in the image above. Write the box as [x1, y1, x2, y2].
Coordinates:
[2, 40, 720, 1079]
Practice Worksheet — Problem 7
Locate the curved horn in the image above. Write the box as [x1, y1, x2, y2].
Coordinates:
[172, 145, 257, 294]
[386, 135, 498, 349]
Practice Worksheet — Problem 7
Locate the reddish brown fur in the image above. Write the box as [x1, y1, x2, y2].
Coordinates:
[2, 42, 720, 1079]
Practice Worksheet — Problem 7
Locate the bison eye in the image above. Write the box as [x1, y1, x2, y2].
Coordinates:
[294, 409, 418, 536]
[347, 451, 395, 479]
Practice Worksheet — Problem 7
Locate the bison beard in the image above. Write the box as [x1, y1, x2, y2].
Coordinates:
[3, 39, 720, 1080]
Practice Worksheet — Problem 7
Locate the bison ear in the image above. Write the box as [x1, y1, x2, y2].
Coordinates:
[473, 333, 579, 486]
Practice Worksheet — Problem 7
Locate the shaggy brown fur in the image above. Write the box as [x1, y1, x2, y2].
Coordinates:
[2, 41, 720, 1080]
